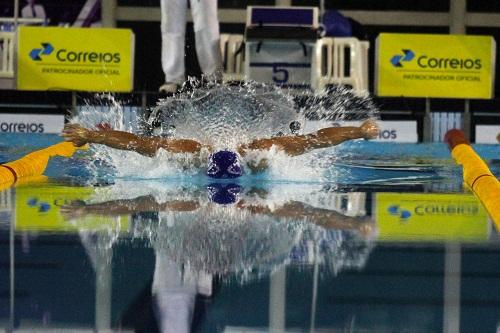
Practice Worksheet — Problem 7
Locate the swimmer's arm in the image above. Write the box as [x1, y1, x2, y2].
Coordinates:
[239, 120, 379, 156]
[62, 124, 203, 157]
[61, 196, 199, 217]
[239, 200, 374, 237]
[277, 201, 375, 238]
[275, 201, 372, 231]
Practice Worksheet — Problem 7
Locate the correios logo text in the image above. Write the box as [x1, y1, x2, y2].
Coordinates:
[390, 49, 482, 70]
[29, 42, 121, 64]
[388, 202, 479, 221]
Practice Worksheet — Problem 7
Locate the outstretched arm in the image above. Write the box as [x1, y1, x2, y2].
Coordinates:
[61, 124, 203, 157]
[238, 200, 375, 238]
[61, 196, 200, 219]
[239, 120, 379, 157]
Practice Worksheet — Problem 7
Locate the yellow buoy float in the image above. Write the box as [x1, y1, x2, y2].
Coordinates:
[0, 142, 85, 188]
[444, 129, 500, 226]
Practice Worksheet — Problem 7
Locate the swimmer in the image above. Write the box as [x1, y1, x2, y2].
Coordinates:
[61, 120, 379, 178]
[61, 183, 375, 238]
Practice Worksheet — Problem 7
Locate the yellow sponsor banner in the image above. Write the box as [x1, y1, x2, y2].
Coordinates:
[376, 33, 496, 99]
[17, 26, 134, 92]
[15, 184, 129, 232]
[376, 193, 490, 242]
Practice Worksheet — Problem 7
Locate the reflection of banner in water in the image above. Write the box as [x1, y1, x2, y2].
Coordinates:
[15, 184, 129, 232]
[376, 192, 490, 242]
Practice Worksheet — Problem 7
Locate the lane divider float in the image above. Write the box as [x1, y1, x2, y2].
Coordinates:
[444, 129, 500, 225]
[0, 142, 85, 188]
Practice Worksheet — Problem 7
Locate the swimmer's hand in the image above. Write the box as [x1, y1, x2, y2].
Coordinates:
[246, 158, 269, 174]
[61, 124, 94, 147]
[60, 200, 88, 219]
[360, 120, 379, 140]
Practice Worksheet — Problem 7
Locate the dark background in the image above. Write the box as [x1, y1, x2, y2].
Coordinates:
[112, 1, 500, 98]
[0, 0, 98, 25]
[1, 1, 499, 117]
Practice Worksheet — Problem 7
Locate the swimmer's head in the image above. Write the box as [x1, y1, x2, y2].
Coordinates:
[206, 150, 243, 178]
[207, 183, 241, 204]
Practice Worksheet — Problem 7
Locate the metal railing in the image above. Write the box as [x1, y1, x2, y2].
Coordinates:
[0, 17, 45, 25]
[0, 17, 45, 79]
[0, 31, 15, 78]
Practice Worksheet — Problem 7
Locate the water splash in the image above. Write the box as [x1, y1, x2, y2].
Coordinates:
[149, 82, 301, 150]
[71, 83, 379, 182]
[298, 85, 378, 122]
[73, 93, 130, 131]
[70, 180, 374, 280]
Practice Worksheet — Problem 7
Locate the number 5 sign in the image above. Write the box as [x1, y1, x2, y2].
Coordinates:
[245, 41, 314, 89]
[272, 64, 289, 84]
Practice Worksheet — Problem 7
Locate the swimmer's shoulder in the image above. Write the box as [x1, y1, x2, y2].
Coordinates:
[153, 137, 209, 154]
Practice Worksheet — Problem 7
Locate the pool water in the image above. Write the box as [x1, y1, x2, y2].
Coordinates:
[1, 133, 500, 332]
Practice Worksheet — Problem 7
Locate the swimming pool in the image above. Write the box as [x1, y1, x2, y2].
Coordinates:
[1, 131, 499, 332]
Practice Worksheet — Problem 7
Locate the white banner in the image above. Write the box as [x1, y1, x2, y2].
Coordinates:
[372, 121, 418, 142]
[475, 125, 500, 144]
[0, 114, 64, 134]
[303, 120, 418, 143]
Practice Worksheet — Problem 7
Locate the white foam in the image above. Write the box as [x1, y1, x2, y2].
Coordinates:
[71, 84, 378, 182]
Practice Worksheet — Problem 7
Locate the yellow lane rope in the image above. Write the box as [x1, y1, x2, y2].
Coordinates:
[445, 129, 500, 226]
[0, 142, 86, 189]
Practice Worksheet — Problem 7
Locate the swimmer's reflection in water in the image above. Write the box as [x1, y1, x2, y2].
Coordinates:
[64, 183, 374, 332]
[61, 183, 375, 239]
[61, 120, 379, 177]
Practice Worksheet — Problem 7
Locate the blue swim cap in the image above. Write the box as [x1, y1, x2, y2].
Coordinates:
[207, 183, 241, 205]
[206, 150, 243, 178]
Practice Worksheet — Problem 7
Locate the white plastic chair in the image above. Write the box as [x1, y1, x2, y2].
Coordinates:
[312, 37, 369, 94]
[219, 33, 244, 82]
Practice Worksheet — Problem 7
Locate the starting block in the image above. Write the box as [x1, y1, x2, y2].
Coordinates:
[220, 6, 370, 94]
[244, 6, 319, 90]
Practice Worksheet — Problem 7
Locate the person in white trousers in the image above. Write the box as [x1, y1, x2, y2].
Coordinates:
[159, 0, 222, 93]
[152, 249, 213, 333]
[21, 0, 46, 21]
